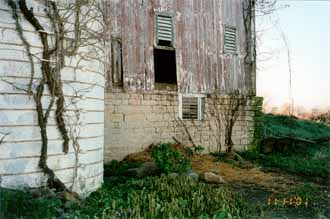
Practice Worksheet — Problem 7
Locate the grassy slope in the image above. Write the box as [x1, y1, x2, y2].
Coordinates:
[242, 114, 330, 178]
[263, 114, 330, 141]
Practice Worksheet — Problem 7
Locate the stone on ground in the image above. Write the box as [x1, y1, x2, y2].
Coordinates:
[204, 172, 226, 184]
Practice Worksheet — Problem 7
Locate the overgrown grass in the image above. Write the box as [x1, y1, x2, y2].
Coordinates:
[240, 143, 330, 178]
[79, 176, 258, 219]
[0, 188, 62, 219]
[0, 175, 259, 219]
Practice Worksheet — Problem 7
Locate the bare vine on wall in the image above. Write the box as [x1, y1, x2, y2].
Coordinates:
[0, 131, 9, 145]
[164, 94, 246, 155]
[205, 92, 248, 154]
[65, 83, 98, 190]
[221, 92, 248, 154]
[5, 0, 107, 192]
[164, 104, 204, 152]
[205, 94, 223, 153]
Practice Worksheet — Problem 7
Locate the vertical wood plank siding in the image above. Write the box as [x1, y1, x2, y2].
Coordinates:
[107, 0, 254, 95]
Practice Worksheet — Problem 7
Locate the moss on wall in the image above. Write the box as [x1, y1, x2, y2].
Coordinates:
[248, 96, 264, 151]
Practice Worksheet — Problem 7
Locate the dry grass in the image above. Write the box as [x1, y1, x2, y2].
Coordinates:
[191, 154, 298, 193]
[123, 143, 190, 162]
[123, 144, 154, 162]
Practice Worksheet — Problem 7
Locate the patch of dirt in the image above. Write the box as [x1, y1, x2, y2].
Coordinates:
[123, 144, 154, 162]
[124, 143, 191, 162]
[124, 145, 299, 194]
[192, 154, 299, 194]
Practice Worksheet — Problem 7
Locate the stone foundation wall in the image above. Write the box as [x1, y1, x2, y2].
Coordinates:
[104, 91, 263, 162]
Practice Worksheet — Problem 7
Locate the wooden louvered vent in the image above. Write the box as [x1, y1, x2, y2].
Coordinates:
[224, 26, 237, 53]
[182, 97, 199, 119]
[156, 14, 173, 47]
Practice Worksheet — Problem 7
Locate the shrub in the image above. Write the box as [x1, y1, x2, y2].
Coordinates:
[151, 143, 191, 174]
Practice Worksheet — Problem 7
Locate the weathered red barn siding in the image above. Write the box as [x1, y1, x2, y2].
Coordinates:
[107, 0, 253, 94]
[104, 0, 261, 161]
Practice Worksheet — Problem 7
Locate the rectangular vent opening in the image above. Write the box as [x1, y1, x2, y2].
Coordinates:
[224, 26, 237, 53]
[182, 97, 198, 120]
[180, 95, 205, 120]
[156, 14, 173, 47]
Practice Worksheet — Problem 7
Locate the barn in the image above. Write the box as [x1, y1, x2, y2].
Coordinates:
[0, 0, 262, 196]
[104, 0, 263, 162]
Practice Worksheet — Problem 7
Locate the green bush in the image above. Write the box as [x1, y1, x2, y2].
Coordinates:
[151, 143, 191, 174]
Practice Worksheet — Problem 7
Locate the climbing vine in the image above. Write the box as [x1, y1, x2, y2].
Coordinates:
[0, 131, 9, 145]
[5, 0, 106, 192]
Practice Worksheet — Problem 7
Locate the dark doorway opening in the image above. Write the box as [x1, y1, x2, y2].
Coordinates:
[154, 48, 177, 85]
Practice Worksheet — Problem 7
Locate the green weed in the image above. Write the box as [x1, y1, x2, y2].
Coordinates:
[1, 176, 259, 219]
[79, 175, 257, 219]
[0, 188, 61, 219]
[151, 143, 191, 174]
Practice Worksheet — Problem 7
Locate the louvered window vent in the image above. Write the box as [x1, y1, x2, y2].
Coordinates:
[156, 14, 173, 47]
[179, 95, 205, 120]
[224, 26, 237, 53]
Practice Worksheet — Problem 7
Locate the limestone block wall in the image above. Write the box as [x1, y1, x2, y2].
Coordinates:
[104, 91, 262, 162]
[0, 0, 104, 196]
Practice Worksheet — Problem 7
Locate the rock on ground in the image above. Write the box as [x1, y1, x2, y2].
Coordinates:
[204, 172, 226, 184]
[185, 172, 199, 180]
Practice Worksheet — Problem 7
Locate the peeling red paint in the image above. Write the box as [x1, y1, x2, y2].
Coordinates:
[107, 0, 254, 95]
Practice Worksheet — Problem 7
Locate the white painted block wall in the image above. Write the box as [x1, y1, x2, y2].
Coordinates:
[0, 0, 104, 196]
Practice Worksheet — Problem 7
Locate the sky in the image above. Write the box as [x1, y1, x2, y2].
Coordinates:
[257, 0, 330, 111]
